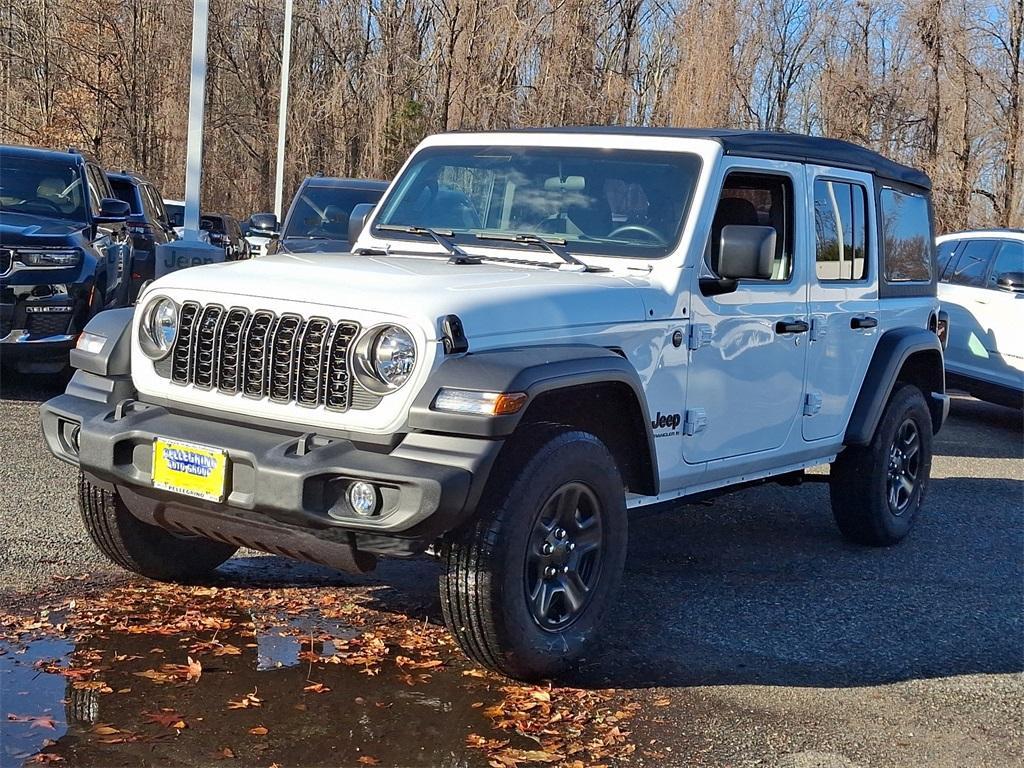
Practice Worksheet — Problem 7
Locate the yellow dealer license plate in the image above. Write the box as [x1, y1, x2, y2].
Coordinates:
[152, 438, 228, 503]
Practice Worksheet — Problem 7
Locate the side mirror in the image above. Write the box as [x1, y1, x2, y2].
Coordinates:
[94, 198, 130, 223]
[249, 212, 279, 235]
[348, 203, 375, 246]
[995, 272, 1024, 292]
[717, 225, 776, 280]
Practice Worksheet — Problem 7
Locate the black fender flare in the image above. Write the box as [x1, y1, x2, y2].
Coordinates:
[845, 327, 947, 446]
[408, 345, 659, 492]
[69, 306, 134, 376]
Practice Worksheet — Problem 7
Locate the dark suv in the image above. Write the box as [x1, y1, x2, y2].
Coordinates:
[200, 213, 248, 260]
[272, 177, 388, 253]
[107, 171, 176, 301]
[0, 145, 133, 373]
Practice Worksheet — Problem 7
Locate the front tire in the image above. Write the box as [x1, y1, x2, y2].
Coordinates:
[830, 384, 934, 545]
[440, 429, 627, 680]
[79, 474, 237, 581]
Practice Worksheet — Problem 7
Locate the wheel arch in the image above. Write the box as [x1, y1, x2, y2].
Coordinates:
[845, 327, 947, 446]
[408, 345, 659, 495]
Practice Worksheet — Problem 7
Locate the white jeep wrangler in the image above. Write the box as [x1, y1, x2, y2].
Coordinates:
[42, 128, 950, 679]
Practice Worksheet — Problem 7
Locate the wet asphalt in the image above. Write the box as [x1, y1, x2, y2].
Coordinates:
[1, 370, 1021, 767]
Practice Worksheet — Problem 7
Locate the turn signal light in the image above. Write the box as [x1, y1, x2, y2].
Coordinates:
[432, 388, 528, 416]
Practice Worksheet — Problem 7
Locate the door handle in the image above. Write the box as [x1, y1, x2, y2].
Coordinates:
[775, 319, 809, 334]
[850, 315, 878, 329]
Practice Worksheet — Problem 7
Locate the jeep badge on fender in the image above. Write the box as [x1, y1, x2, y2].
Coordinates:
[41, 128, 949, 681]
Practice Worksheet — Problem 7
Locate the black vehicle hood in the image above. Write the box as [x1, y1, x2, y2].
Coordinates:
[279, 237, 350, 254]
[0, 211, 88, 247]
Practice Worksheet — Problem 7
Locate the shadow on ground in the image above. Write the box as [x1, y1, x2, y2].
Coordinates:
[0, 370, 69, 403]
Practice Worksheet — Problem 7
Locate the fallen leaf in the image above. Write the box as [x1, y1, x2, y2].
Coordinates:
[92, 725, 120, 736]
[303, 682, 331, 694]
[652, 697, 671, 707]
[227, 690, 262, 709]
[249, 725, 268, 736]
[143, 710, 188, 729]
[357, 757, 381, 766]
[214, 747, 236, 759]
[186, 656, 203, 683]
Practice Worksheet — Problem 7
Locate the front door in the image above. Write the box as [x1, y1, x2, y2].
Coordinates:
[803, 166, 880, 441]
[684, 161, 809, 464]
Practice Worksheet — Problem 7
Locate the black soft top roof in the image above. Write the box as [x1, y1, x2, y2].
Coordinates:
[466, 127, 931, 190]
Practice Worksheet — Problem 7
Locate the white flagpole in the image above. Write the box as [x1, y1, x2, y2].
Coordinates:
[273, 0, 295, 223]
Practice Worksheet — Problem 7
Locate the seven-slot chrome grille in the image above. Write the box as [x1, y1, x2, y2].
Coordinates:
[168, 302, 359, 411]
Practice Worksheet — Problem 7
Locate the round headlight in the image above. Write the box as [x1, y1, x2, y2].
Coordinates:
[141, 297, 178, 359]
[371, 325, 416, 389]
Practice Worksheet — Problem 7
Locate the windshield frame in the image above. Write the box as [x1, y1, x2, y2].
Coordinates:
[370, 144, 704, 261]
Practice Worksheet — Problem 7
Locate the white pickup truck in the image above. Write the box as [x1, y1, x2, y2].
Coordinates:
[43, 128, 949, 679]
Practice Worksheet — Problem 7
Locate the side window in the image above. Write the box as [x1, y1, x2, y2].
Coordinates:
[709, 172, 794, 281]
[84, 166, 103, 214]
[936, 240, 960, 281]
[879, 188, 933, 282]
[988, 240, 1024, 288]
[140, 185, 161, 223]
[151, 189, 170, 225]
[948, 240, 998, 287]
[813, 179, 868, 281]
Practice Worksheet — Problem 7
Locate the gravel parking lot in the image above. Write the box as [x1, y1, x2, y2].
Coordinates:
[1, 372, 1021, 767]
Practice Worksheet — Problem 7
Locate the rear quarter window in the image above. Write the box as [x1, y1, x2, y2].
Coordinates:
[879, 188, 933, 282]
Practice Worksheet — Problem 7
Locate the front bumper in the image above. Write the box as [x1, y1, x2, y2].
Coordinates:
[1, 277, 92, 371]
[40, 379, 502, 559]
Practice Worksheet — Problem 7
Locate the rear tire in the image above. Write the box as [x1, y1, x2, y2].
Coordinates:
[79, 473, 237, 581]
[830, 384, 933, 545]
[439, 429, 627, 680]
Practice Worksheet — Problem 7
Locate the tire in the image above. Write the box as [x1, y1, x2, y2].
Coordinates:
[439, 429, 627, 680]
[830, 384, 934, 546]
[79, 473, 237, 581]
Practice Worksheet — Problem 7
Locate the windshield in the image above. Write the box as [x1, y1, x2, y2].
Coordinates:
[374, 145, 701, 258]
[165, 203, 184, 228]
[0, 154, 88, 222]
[284, 185, 385, 240]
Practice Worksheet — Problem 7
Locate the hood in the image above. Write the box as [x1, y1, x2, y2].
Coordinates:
[279, 237, 351, 254]
[0, 212, 88, 247]
[150, 250, 651, 340]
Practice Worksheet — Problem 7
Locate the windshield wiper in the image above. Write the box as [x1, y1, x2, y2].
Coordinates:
[375, 224, 480, 264]
[474, 232, 607, 272]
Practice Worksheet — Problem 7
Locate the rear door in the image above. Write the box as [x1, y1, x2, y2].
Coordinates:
[802, 166, 879, 441]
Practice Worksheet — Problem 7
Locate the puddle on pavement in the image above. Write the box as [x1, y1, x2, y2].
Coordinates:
[1, 586, 638, 768]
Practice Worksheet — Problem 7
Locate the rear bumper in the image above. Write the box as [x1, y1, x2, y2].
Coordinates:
[41, 377, 502, 558]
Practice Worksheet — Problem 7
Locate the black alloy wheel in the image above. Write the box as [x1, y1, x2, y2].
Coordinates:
[524, 481, 604, 631]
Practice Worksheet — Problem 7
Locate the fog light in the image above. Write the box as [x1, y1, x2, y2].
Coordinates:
[348, 481, 379, 517]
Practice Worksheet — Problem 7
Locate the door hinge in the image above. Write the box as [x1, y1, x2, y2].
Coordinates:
[687, 323, 713, 350]
[810, 316, 827, 342]
[804, 393, 822, 416]
[683, 408, 708, 436]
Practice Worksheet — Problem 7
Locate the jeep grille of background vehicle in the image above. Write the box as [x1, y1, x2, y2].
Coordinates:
[169, 302, 359, 410]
